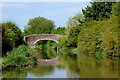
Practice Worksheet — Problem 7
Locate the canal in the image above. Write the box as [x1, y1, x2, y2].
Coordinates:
[2, 49, 118, 78]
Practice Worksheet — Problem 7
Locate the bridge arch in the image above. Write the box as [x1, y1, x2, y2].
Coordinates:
[24, 34, 62, 48]
[34, 38, 58, 45]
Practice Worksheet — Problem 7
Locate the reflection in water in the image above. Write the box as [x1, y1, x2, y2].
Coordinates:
[59, 51, 118, 78]
[2, 65, 67, 78]
[28, 65, 55, 77]
[27, 65, 67, 78]
[2, 50, 119, 78]
[2, 67, 30, 78]
[77, 54, 118, 78]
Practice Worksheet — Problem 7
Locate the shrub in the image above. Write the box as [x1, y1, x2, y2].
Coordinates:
[2, 45, 36, 69]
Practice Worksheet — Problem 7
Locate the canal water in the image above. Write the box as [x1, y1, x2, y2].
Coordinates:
[2, 50, 119, 78]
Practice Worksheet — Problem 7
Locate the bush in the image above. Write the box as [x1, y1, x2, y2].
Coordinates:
[2, 45, 36, 69]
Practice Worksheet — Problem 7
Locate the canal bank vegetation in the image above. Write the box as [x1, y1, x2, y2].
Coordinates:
[58, 2, 120, 58]
[1, 22, 37, 69]
[2, 45, 37, 70]
[2, 41, 57, 69]
[2, 43, 57, 69]
[77, 16, 118, 58]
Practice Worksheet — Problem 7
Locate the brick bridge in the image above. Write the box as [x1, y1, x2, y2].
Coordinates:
[24, 34, 62, 48]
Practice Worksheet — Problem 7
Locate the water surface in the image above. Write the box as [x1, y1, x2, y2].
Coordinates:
[2, 50, 118, 78]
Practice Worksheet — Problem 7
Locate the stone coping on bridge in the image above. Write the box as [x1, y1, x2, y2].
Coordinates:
[24, 34, 63, 37]
[24, 34, 62, 42]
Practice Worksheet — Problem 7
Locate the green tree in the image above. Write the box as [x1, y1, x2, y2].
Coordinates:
[51, 27, 65, 35]
[78, 16, 118, 57]
[66, 13, 84, 28]
[82, 2, 113, 21]
[59, 13, 84, 49]
[111, 2, 119, 17]
[24, 16, 55, 36]
[2, 22, 23, 55]
[65, 13, 84, 47]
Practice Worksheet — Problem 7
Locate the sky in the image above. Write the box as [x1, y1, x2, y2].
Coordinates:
[1, 2, 91, 32]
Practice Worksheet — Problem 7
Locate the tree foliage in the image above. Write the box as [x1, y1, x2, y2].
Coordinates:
[77, 16, 118, 57]
[111, 2, 119, 17]
[64, 13, 84, 47]
[66, 13, 84, 28]
[82, 2, 113, 21]
[51, 27, 65, 35]
[59, 13, 84, 49]
[24, 16, 55, 36]
[2, 22, 23, 55]
[59, 16, 119, 57]
[59, 2, 119, 57]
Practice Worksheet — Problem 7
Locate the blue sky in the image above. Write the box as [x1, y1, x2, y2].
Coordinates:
[1, 2, 91, 32]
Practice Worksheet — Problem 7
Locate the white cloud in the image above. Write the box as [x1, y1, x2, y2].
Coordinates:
[1, 0, 91, 2]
